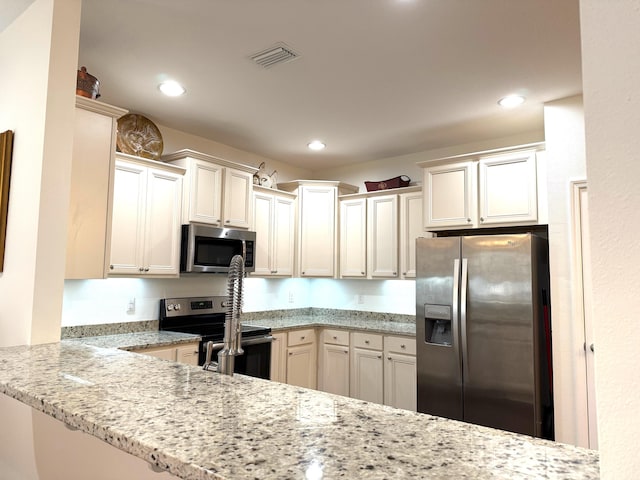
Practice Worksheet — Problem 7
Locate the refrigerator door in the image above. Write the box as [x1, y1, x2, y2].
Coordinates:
[416, 236, 463, 420]
[461, 234, 538, 436]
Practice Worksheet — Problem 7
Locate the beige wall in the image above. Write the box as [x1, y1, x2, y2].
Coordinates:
[542, 95, 589, 446]
[581, 0, 640, 476]
[315, 131, 544, 192]
[0, 0, 80, 347]
[159, 124, 312, 183]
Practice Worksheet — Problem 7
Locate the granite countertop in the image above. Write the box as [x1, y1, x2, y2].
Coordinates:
[248, 315, 416, 336]
[64, 330, 202, 351]
[0, 341, 599, 479]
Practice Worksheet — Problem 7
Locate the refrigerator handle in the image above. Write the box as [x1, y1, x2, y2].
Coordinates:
[452, 258, 461, 359]
[460, 258, 469, 381]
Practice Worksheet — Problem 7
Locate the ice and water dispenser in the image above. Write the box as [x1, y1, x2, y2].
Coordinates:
[424, 304, 452, 346]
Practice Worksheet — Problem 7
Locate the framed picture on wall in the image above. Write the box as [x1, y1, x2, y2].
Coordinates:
[0, 130, 14, 272]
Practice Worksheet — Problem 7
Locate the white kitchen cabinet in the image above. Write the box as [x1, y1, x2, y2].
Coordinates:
[162, 149, 257, 229]
[109, 155, 184, 276]
[279, 180, 358, 278]
[422, 160, 477, 229]
[339, 186, 421, 280]
[383, 336, 417, 411]
[350, 332, 384, 404]
[419, 143, 544, 231]
[339, 198, 367, 278]
[286, 328, 317, 389]
[251, 186, 296, 277]
[176, 343, 200, 366]
[399, 191, 424, 279]
[318, 329, 350, 396]
[133, 342, 200, 365]
[367, 195, 398, 278]
[270, 332, 287, 383]
[478, 150, 538, 225]
[66, 96, 127, 279]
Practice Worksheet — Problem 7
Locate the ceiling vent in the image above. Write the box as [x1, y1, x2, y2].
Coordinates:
[250, 43, 300, 69]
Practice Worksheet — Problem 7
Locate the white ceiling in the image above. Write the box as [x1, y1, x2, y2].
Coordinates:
[39, 1, 584, 170]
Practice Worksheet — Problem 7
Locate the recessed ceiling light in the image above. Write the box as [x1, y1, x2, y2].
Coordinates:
[308, 140, 326, 151]
[498, 95, 525, 108]
[158, 80, 186, 97]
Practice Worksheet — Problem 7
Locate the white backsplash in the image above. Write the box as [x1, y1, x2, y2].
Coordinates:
[61, 277, 416, 327]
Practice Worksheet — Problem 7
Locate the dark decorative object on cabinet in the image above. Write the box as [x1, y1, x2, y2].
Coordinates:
[364, 175, 411, 192]
[76, 66, 100, 99]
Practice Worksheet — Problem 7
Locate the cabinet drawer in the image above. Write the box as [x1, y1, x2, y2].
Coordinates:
[385, 336, 416, 355]
[322, 328, 349, 346]
[288, 328, 315, 347]
[352, 332, 383, 350]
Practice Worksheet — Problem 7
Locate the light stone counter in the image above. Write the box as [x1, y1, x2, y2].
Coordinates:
[64, 330, 201, 351]
[0, 341, 598, 479]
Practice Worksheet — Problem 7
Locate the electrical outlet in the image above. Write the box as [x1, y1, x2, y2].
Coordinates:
[127, 298, 135, 314]
[288, 291, 294, 303]
[358, 294, 364, 304]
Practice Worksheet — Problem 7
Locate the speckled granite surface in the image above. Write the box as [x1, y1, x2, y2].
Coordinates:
[61, 320, 160, 339]
[64, 330, 201, 351]
[0, 342, 598, 479]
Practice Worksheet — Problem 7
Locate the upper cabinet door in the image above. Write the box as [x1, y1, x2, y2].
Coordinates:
[423, 161, 477, 229]
[298, 185, 337, 277]
[252, 191, 275, 276]
[367, 195, 398, 278]
[223, 167, 253, 229]
[340, 198, 367, 278]
[272, 194, 295, 276]
[399, 191, 423, 279]
[188, 159, 223, 225]
[478, 150, 538, 225]
[143, 167, 183, 275]
[110, 161, 147, 274]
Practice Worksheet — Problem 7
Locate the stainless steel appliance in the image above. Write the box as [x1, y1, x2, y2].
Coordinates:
[180, 224, 256, 274]
[159, 296, 272, 379]
[416, 233, 553, 439]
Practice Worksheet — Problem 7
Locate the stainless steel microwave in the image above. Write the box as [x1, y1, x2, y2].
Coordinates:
[180, 224, 256, 274]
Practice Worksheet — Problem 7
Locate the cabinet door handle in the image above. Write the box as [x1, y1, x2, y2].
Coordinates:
[365, 340, 370, 344]
[361, 271, 365, 275]
[110, 265, 114, 270]
[387, 356, 392, 360]
[467, 218, 471, 223]
[377, 355, 382, 359]
[400, 344, 406, 349]
[344, 350, 349, 354]
[144, 267, 149, 272]
[300, 336, 305, 340]
[333, 336, 338, 340]
[138, 267, 144, 272]
[288, 352, 293, 356]
[225, 220, 230, 223]
[480, 217, 485, 222]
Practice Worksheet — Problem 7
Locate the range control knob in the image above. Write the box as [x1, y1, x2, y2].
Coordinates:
[175, 304, 181, 311]
[167, 304, 174, 311]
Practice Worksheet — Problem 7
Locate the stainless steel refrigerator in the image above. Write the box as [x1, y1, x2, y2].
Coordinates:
[416, 233, 553, 439]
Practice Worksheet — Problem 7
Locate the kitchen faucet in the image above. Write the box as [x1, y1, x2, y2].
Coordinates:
[203, 254, 245, 375]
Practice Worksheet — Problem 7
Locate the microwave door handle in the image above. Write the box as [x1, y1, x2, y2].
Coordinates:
[242, 240, 247, 264]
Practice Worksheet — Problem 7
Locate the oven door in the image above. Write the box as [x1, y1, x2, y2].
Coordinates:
[199, 335, 272, 379]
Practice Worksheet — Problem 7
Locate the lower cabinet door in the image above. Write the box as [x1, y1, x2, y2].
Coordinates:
[320, 343, 350, 396]
[384, 352, 417, 411]
[176, 343, 200, 366]
[270, 332, 287, 382]
[287, 344, 316, 389]
[350, 347, 383, 404]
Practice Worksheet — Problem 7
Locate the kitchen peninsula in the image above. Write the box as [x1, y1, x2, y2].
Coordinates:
[0, 340, 598, 479]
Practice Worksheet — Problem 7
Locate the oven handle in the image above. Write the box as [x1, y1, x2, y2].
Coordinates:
[201, 336, 273, 352]
[240, 335, 274, 347]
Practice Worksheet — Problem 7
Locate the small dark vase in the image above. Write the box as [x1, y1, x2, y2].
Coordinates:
[76, 66, 100, 99]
